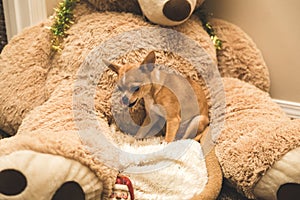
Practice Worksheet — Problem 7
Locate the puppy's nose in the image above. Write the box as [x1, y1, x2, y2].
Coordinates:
[122, 96, 129, 105]
[163, 0, 192, 22]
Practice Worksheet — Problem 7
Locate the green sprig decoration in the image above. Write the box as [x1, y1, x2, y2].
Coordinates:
[204, 22, 222, 50]
[194, 5, 222, 51]
[50, 0, 80, 52]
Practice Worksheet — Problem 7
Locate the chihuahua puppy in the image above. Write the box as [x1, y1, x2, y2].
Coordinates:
[104, 51, 209, 142]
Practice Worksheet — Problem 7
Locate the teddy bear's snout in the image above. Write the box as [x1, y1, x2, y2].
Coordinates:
[0, 169, 85, 200]
[163, 0, 192, 21]
[0, 150, 103, 200]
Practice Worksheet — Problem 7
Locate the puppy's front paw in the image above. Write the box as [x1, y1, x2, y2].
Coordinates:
[198, 115, 209, 133]
[164, 138, 173, 143]
[164, 134, 176, 143]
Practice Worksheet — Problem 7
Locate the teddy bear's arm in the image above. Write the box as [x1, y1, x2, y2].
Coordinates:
[210, 18, 270, 92]
[217, 77, 300, 199]
[0, 22, 53, 135]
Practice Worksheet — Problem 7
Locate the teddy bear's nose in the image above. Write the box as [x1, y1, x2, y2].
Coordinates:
[163, 0, 192, 22]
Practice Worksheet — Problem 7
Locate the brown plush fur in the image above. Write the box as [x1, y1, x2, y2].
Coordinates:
[217, 78, 300, 198]
[0, 3, 216, 136]
[4, 76, 219, 199]
[211, 19, 270, 92]
[0, 2, 270, 136]
[86, 0, 142, 14]
[0, 1, 298, 199]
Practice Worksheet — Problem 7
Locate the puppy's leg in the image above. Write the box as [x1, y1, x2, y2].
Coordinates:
[164, 116, 181, 142]
[183, 115, 209, 140]
[145, 116, 166, 138]
[198, 115, 209, 133]
[135, 112, 161, 139]
[182, 116, 201, 139]
[194, 126, 209, 143]
[135, 115, 151, 139]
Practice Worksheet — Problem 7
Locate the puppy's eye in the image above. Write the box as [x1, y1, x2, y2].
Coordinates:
[131, 86, 140, 92]
[117, 85, 123, 92]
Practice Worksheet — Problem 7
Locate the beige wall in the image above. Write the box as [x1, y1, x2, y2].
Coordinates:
[46, 0, 60, 16]
[206, 0, 300, 102]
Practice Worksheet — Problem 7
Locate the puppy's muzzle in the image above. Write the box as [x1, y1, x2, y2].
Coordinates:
[121, 96, 138, 108]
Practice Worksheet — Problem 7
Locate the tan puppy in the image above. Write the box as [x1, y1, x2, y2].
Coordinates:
[104, 51, 209, 142]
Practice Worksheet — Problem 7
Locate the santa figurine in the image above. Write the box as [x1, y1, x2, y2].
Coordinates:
[109, 175, 134, 200]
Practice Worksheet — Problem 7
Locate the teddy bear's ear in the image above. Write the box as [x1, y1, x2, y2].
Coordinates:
[138, 0, 204, 26]
[103, 59, 121, 75]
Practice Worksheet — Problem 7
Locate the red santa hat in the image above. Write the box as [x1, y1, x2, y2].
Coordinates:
[113, 175, 134, 200]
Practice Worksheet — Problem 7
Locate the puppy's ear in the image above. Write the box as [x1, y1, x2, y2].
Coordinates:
[103, 59, 121, 74]
[140, 51, 156, 72]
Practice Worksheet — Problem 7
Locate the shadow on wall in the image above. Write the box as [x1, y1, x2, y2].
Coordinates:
[205, 0, 300, 102]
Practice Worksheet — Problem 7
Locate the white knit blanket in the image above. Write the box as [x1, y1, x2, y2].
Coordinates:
[119, 140, 208, 200]
[82, 125, 208, 200]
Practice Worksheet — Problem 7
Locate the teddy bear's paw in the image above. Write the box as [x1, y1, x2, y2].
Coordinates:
[0, 150, 103, 200]
[253, 147, 300, 200]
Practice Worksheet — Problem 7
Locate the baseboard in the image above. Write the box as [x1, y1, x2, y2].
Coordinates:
[273, 99, 300, 119]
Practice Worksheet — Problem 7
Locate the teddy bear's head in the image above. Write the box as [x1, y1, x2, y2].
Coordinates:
[138, 0, 205, 26]
[87, 0, 205, 26]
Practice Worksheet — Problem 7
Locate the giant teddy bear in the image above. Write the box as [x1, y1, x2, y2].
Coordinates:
[0, 0, 299, 199]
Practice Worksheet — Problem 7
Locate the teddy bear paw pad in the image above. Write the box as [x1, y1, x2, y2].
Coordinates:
[0, 150, 103, 200]
[253, 147, 300, 200]
[0, 169, 27, 196]
[277, 183, 300, 200]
